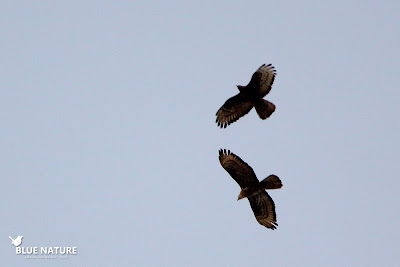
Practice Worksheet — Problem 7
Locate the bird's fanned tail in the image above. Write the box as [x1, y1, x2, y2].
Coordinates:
[254, 99, 275, 120]
[259, 175, 282, 190]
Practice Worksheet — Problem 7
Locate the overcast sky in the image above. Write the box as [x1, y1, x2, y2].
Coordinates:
[2, 1, 400, 266]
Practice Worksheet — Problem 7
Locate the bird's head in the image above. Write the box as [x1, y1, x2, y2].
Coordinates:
[236, 85, 245, 92]
[237, 190, 246, 201]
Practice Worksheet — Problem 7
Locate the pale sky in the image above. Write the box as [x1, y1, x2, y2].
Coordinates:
[2, 1, 400, 266]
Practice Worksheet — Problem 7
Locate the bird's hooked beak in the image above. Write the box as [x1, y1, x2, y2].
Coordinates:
[237, 192, 245, 201]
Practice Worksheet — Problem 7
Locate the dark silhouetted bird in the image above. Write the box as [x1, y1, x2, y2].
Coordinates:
[216, 64, 277, 128]
[218, 149, 282, 229]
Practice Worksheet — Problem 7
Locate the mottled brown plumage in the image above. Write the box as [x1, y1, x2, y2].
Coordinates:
[216, 64, 277, 128]
[218, 149, 282, 229]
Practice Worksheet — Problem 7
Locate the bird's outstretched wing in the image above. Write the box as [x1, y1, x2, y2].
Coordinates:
[246, 64, 276, 96]
[248, 191, 278, 229]
[216, 94, 253, 128]
[219, 149, 259, 188]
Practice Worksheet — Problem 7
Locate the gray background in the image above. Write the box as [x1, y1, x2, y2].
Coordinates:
[2, 1, 399, 266]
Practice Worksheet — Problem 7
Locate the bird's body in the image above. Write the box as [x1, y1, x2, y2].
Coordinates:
[237, 175, 282, 200]
[218, 149, 282, 229]
[216, 64, 277, 128]
[9, 236, 23, 247]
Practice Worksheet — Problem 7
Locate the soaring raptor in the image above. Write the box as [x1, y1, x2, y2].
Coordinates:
[218, 149, 282, 229]
[216, 64, 277, 128]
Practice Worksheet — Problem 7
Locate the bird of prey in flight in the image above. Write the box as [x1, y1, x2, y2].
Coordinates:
[218, 149, 282, 229]
[216, 64, 277, 128]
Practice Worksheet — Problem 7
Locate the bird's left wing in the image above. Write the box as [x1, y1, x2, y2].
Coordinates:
[215, 93, 253, 128]
[248, 191, 278, 229]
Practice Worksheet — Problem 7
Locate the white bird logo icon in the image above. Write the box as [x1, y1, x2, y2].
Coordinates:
[9, 236, 23, 247]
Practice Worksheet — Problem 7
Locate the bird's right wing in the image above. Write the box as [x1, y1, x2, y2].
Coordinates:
[215, 93, 253, 128]
[219, 149, 259, 188]
[248, 191, 278, 230]
[246, 64, 276, 96]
